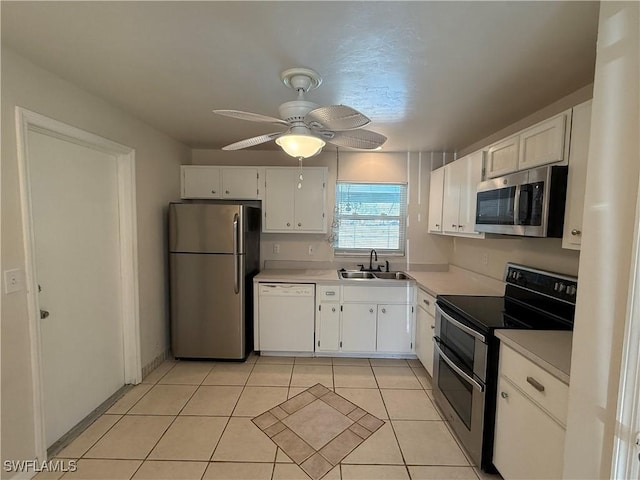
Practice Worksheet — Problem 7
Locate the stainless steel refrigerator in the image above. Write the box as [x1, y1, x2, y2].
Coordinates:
[169, 202, 260, 360]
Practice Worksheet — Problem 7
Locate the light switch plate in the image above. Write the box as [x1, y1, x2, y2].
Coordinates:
[4, 268, 25, 294]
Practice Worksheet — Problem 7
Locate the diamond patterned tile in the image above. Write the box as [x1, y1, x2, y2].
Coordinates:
[252, 383, 384, 480]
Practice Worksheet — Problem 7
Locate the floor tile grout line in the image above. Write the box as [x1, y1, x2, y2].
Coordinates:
[208, 359, 258, 463]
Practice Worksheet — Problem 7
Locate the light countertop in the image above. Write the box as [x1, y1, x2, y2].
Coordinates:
[254, 265, 505, 297]
[407, 266, 505, 297]
[495, 329, 572, 384]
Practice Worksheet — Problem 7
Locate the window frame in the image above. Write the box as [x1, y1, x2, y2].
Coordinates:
[332, 181, 408, 257]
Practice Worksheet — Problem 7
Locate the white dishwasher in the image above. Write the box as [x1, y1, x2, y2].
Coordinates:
[258, 283, 315, 353]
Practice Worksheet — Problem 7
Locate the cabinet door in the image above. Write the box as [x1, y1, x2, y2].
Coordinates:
[341, 304, 377, 352]
[486, 136, 519, 178]
[428, 167, 445, 233]
[294, 168, 326, 232]
[493, 376, 566, 480]
[222, 167, 259, 199]
[518, 113, 568, 170]
[181, 166, 221, 199]
[264, 169, 294, 231]
[416, 306, 435, 376]
[457, 151, 483, 235]
[376, 304, 413, 353]
[442, 162, 461, 233]
[562, 101, 592, 250]
[316, 303, 340, 352]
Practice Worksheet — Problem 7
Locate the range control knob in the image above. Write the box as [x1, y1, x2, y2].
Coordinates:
[566, 285, 577, 296]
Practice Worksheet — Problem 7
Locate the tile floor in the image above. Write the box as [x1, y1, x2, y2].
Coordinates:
[40, 355, 501, 480]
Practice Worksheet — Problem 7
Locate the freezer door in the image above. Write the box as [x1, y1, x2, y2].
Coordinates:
[170, 253, 246, 359]
[169, 203, 244, 254]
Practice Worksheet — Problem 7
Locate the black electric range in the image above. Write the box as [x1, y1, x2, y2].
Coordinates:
[432, 263, 577, 472]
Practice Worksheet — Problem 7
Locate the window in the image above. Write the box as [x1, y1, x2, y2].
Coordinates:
[333, 182, 408, 255]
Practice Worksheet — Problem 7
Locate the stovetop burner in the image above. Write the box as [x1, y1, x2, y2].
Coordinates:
[437, 263, 577, 335]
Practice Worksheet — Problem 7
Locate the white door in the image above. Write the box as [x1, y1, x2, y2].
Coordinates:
[341, 303, 377, 352]
[28, 130, 125, 447]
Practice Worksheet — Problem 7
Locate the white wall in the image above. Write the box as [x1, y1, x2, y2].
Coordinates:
[563, 2, 639, 478]
[191, 149, 452, 269]
[1, 47, 189, 472]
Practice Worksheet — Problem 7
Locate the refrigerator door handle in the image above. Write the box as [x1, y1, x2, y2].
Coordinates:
[233, 213, 240, 294]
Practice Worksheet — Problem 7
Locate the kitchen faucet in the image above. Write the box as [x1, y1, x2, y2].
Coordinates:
[369, 249, 378, 271]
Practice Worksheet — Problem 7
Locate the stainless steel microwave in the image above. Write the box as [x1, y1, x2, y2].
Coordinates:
[475, 165, 568, 237]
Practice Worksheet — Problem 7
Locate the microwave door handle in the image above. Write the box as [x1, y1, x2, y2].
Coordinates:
[436, 304, 486, 343]
[513, 185, 521, 225]
[433, 339, 485, 392]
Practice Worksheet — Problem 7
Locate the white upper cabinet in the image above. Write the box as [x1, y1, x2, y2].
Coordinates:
[181, 166, 221, 198]
[518, 112, 569, 170]
[486, 135, 519, 178]
[263, 167, 327, 233]
[437, 151, 484, 237]
[485, 109, 571, 179]
[562, 100, 592, 250]
[428, 166, 445, 233]
[181, 166, 260, 199]
[221, 167, 260, 199]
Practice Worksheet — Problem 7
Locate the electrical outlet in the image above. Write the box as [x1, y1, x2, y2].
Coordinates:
[273, 244, 280, 254]
[482, 253, 489, 266]
[4, 269, 24, 294]
[308, 245, 314, 256]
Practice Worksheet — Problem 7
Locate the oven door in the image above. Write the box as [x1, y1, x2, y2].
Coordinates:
[432, 304, 488, 467]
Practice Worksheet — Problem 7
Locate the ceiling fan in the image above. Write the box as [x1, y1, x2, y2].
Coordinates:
[213, 67, 387, 159]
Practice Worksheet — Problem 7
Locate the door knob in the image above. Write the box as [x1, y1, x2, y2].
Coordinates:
[40, 309, 50, 319]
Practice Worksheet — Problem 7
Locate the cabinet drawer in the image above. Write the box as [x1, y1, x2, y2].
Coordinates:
[417, 289, 436, 317]
[317, 285, 341, 301]
[343, 285, 413, 303]
[499, 344, 569, 425]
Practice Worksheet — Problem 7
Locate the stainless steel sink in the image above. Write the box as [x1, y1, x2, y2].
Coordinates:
[374, 272, 412, 280]
[338, 270, 412, 280]
[339, 271, 376, 279]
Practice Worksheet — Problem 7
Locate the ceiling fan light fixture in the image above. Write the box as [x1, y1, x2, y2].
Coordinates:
[276, 133, 325, 158]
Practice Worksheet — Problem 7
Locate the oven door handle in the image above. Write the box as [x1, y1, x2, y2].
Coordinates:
[433, 339, 485, 393]
[436, 305, 486, 343]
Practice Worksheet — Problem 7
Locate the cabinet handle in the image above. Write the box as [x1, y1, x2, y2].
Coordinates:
[369, 308, 374, 313]
[423, 299, 430, 306]
[286, 222, 291, 227]
[381, 308, 386, 314]
[500, 391, 509, 399]
[452, 224, 457, 228]
[430, 325, 435, 329]
[571, 229, 581, 236]
[458, 225, 464, 229]
[298, 222, 302, 227]
[526, 376, 545, 392]
[435, 224, 440, 228]
[225, 190, 230, 194]
[331, 307, 336, 312]
[211, 190, 216, 194]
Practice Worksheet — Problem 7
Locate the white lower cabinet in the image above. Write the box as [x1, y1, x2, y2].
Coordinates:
[376, 304, 412, 353]
[341, 304, 377, 352]
[493, 344, 568, 480]
[415, 289, 436, 376]
[315, 284, 415, 355]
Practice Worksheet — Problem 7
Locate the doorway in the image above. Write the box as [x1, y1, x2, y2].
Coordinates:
[16, 108, 141, 460]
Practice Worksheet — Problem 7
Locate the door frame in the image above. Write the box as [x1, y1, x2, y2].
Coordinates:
[15, 107, 141, 462]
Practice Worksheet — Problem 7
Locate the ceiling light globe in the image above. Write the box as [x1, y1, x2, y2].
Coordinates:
[276, 134, 325, 158]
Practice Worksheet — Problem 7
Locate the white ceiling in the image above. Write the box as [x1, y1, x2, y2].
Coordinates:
[1, 1, 599, 153]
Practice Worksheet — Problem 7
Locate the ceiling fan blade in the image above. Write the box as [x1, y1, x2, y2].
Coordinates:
[222, 132, 284, 150]
[326, 129, 387, 150]
[213, 109, 289, 126]
[305, 105, 371, 131]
